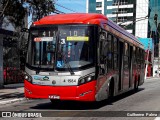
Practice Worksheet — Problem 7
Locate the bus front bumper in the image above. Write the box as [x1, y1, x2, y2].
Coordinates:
[24, 80, 96, 101]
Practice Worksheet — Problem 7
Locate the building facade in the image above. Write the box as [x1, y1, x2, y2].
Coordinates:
[86, 0, 149, 38]
[86, 0, 96, 13]
[87, 0, 160, 76]
[148, 0, 160, 76]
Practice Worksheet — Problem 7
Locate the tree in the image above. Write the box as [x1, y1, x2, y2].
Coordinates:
[1, 0, 55, 73]
[0, 0, 55, 28]
[0, 0, 26, 28]
[24, 0, 55, 21]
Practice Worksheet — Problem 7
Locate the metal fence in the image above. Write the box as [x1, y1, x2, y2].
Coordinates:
[3, 68, 24, 84]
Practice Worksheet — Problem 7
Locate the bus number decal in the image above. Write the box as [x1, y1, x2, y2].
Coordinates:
[74, 31, 77, 36]
[64, 79, 76, 83]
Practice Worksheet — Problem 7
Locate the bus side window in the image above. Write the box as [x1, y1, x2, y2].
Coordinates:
[124, 43, 129, 69]
[113, 37, 118, 69]
[135, 47, 138, 64]
[99, 31, 107, 62]
[107, 34, 113, 70]
[99, 31, 108, 74]
[137, 48, 140, 64]
[133, 46, 136, 64]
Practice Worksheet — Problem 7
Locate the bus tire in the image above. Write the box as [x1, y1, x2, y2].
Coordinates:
[50, 99, 61, 104]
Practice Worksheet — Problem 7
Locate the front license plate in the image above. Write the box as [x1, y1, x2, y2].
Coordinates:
[49, 95, 60, 99]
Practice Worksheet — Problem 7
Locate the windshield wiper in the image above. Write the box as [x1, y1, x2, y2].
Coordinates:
[62, 54, 75, 75]
[57, 45, 75, 75]
[61, 43, 78, 75]
[56, 44, 75, 75]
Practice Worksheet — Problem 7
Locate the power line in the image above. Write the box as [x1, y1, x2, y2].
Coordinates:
[68, 0, 86, 10]
[55, 3, 77, 13]
[54, 8, 65, 14]
[135, 3, 148, 15]
[144, 0, 157, 14]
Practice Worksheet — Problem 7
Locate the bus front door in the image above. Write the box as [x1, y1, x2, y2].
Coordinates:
[118, 41, 123, 91]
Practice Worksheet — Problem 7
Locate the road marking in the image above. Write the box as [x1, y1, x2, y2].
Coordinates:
[154, 117, 160, 120]
[0, 98, 25, 105]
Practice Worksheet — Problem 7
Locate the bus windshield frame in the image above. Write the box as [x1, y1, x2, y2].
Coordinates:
[26, 24, 97, 71]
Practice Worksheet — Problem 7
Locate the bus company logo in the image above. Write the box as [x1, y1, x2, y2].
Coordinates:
[43, 76, 49, 81]
[33, 76, 49, 81]
[33, 76, 42, 81]
[34, 76, 44, 80]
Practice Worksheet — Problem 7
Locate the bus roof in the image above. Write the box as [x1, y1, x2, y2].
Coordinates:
[33, 13, 107, 25]
[33, 13, 144, 49]
[107, 19, 143, 47]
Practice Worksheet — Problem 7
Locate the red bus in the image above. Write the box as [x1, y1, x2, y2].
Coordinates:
[24, 13, 145, 103]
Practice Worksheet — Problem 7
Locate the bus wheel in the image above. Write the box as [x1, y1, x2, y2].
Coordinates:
[134, 79, 138, 92]
[50, 99, 61, 104]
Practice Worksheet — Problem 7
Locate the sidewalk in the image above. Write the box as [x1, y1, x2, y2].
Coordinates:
[0, 83, 25, 105]
[146, 76, 160, 80]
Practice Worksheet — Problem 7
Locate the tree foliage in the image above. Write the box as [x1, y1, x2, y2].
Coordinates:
[0, 0, 26, 27]
[25, 0, 55, 20]
[1, 0, 55, 72]
[0, 0, 55, 27]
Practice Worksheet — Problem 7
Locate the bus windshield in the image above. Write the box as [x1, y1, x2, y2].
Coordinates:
[26, 25, 96, 71]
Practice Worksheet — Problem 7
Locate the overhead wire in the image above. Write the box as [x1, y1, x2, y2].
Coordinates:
[55, 3, 77, 13]
[54, 0, 87, 14]
[68, 0, 86, 10]
[136, 3, 148, 37]
[54, 8, 65, 14]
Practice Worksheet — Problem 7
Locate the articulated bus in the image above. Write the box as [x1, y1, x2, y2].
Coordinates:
[24, 13, 145, 103]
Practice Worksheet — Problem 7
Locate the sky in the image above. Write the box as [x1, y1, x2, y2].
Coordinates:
[55, 0, 86, 13]
[28, 0, 87, 27]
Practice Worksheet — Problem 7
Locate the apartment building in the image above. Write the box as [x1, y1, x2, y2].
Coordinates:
[148, 0, 160, 76]
[86, 0, 149, 38]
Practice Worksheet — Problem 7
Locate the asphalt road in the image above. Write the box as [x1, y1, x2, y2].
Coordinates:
[0, 78, 160, 120]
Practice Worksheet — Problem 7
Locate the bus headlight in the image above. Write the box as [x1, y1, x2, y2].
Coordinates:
[78, 74, 95, 85]
[24, 73, 32, 83]
[25, 75, 29, 80]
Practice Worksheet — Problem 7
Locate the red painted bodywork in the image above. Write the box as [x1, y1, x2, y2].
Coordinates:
[25, 13, 144, 101]
[33, 13, 107, 26]
[25, 80, 96, 101]
[33, 13, 143, 49]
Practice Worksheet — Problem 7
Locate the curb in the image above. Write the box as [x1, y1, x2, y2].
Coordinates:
[146, 77, 160, 80]
[0, 97, 26, 105]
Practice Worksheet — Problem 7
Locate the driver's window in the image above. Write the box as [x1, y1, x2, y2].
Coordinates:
[107, 34, 113, 70]
[99, 31, 108, 74]
[100, 31, 107, 58]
